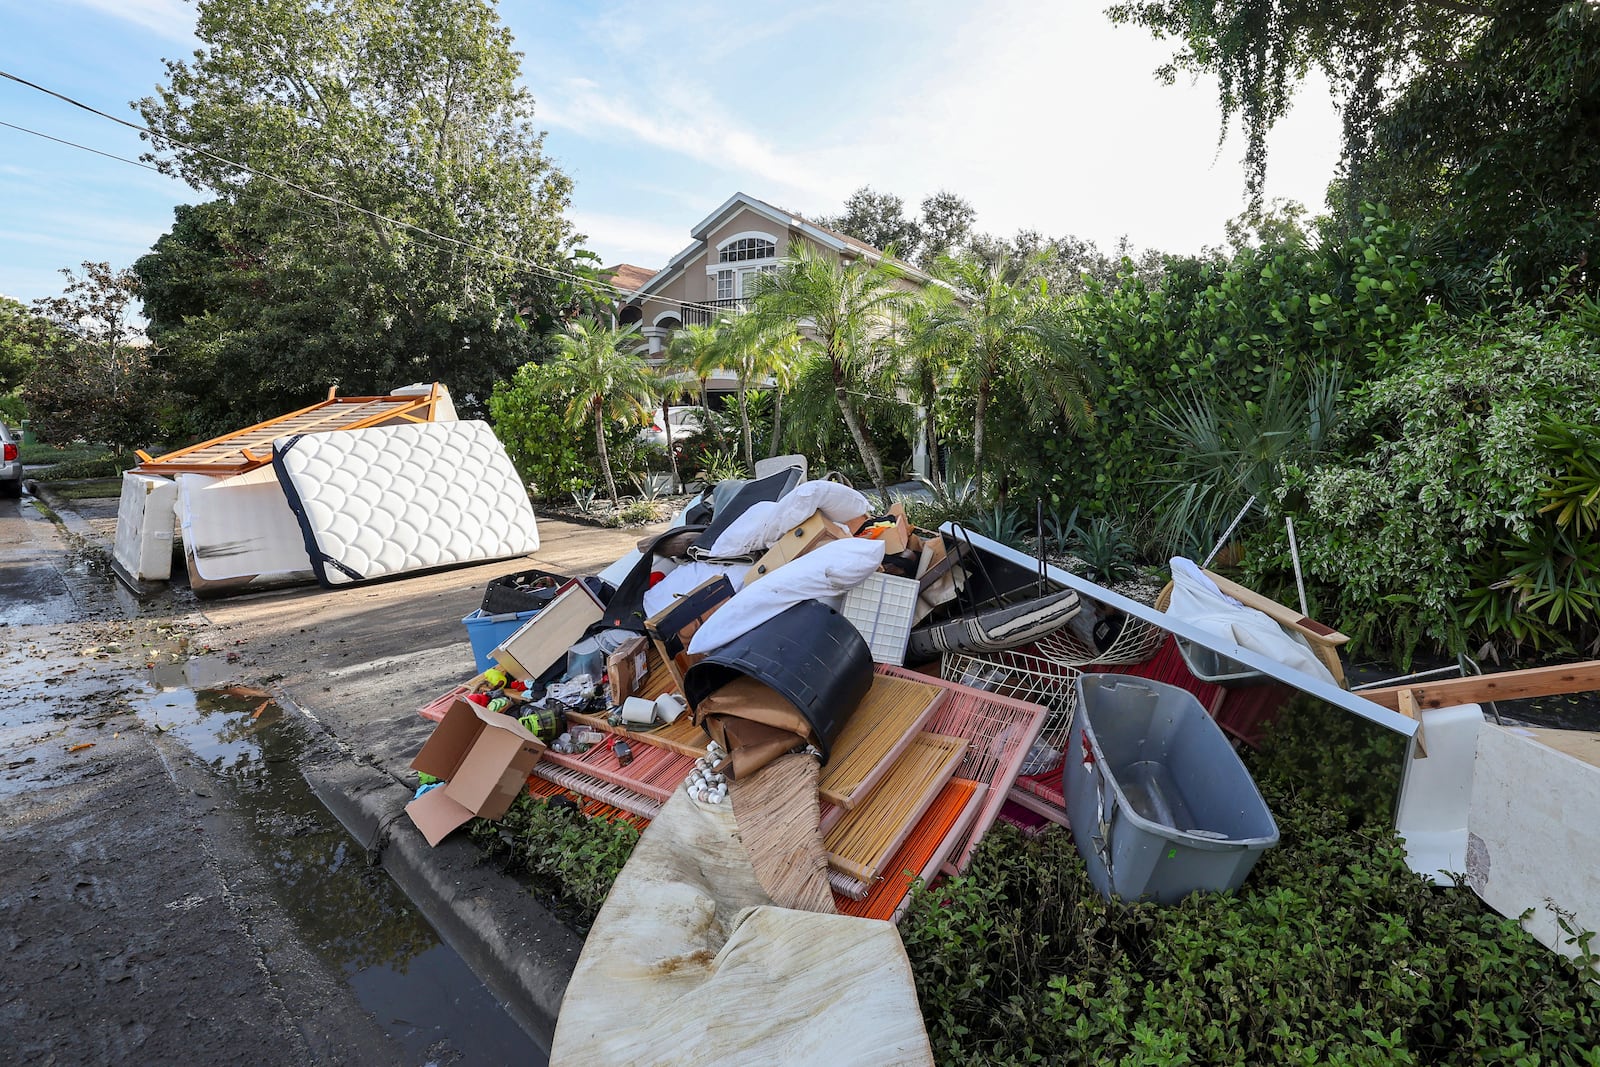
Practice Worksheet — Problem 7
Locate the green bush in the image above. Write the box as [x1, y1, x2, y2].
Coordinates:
[488, 363, 646, 500]
[900, 701, 1600, 1065]
[467, 792, 638, 929]
[1260, 299, 1600, 665]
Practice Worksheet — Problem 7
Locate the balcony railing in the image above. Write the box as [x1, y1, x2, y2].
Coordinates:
[681, 297, 752, 327]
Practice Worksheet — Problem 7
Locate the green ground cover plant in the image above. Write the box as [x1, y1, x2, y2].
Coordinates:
[467, 697, 1599, 1061]
[899, 699, 1600, 1065]
[468, 792, 639, 931]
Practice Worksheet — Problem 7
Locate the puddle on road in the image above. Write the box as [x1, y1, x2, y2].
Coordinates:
[136, 683, 542, 1066]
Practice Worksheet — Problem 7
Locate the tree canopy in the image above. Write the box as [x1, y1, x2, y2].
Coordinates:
[22, 263, 161, 452]
[134, 0, 573, 426]
[1110, 0, 1600, 286]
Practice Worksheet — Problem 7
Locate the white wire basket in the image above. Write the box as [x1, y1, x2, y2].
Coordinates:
[1033, 610, 1167, 668]
[941, 648, 1082, 748]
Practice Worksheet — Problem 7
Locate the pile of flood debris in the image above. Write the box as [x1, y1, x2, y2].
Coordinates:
[398, 465, 1600, 1063]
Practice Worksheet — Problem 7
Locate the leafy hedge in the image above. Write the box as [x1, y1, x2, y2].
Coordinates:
[1246, 298, 1600, 664]
[899, 700, 1600, 1065]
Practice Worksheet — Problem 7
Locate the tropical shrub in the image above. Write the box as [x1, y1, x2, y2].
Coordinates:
[899, 699, 1600, 1066]
[488, 361, 642, 500]
[1258, 299, 1600, 664]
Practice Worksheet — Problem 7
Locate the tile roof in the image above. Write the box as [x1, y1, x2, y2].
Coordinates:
[604, 263, 658, 294]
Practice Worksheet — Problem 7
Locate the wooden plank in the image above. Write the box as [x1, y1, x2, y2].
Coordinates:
[1397, 688, 1428, 759]
[1361, 661, 1600, 710]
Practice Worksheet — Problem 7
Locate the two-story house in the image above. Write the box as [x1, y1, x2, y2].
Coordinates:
[608, 192, 936, 380]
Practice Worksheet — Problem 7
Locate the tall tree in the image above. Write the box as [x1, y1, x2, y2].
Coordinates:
[750, 243, 909, 494]
[545, 319, 653, 506]
[820, 186, 923, 259]
[0, 296, 47, 395]
[135, 0, 573, 418]
[917, 191, 977, 267]
[1110, 1, 1600, 287]
[923, 253, 1096, 494]
[23, 263, 161, 453]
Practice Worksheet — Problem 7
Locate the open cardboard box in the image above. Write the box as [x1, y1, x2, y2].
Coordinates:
[407, 697, 546, 846]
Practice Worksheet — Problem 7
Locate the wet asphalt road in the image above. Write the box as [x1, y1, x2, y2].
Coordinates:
[0, 492, 529, 1064]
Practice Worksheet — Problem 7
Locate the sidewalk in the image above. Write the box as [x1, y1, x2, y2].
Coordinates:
[40, 483, 659, 1050]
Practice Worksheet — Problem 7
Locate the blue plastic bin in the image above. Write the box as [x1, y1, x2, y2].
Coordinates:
[1063, 673, 1278, 904]
[462, 608, 540, 673]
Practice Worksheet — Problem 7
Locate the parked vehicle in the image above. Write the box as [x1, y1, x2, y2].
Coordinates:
[637, 406, 707, 448]
[0, 422, 22, 498]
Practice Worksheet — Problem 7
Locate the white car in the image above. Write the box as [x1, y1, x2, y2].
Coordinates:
[637, 406, 708, 448]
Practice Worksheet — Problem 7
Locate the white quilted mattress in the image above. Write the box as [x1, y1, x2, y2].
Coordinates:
[272, 419, 538, 587]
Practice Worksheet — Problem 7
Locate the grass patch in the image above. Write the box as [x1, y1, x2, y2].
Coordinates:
[19, 442, 114, 467]
[44, 478, 124, 501]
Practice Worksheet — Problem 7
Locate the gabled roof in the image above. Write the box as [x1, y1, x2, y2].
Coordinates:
[630, 192, 935, 303]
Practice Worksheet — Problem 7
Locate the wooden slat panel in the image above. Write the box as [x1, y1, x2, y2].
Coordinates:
[133, 392, 435, 475]
[824, 733, 967, 883]
[1361, 661, 1600, 710]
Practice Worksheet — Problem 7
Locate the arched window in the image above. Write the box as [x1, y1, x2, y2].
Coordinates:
[619, 304, 643, 326]
[718, 237, 776, 263]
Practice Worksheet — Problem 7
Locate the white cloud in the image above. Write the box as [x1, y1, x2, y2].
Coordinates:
[541, 77, 843, 204]
[568, 209, 688, 269]
[63, 0, 194, 42]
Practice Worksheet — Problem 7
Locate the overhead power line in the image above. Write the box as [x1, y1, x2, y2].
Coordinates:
[0, 68, 717, 316]
[0, 120, 166, 174]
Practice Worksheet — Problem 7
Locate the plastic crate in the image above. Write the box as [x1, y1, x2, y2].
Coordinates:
[841, 572, 920, 665]
[481, 568, 570, 615]
[1064, 673, 1278, 904]
[462, 608, 540, 673]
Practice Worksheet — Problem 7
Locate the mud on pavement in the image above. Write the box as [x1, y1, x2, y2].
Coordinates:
[1, 492, 536, 1064]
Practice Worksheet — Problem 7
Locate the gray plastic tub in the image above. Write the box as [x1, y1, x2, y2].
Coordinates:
[1063, 673, 1278, 904]
[1173, 636, 1269, 688]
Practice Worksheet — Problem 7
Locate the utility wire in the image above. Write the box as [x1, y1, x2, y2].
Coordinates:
[0, 120, 166, 174]
[0, 68, 723, 316]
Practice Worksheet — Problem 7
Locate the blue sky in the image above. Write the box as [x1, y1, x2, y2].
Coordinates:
[0, 0, 1343, 307]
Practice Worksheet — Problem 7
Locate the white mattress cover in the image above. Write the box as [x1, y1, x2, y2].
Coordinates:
[113, 472, 178, 582]
[179, 467, 315, 583]
[273, 419, 538, 586]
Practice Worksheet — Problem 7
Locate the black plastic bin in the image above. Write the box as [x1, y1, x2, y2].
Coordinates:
[682, 599, 874, 761]
[481, 568, 570, 615]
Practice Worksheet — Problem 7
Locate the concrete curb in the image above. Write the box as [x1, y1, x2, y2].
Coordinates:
[293, 715, 582, 1053]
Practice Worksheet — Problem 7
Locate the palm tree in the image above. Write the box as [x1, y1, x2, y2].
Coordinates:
[662, 322, 723, 420]
[750, 242, 909, 494]
[902, 295, 953, 484]
[545, 318, 654, 506]
[650, 364, 697, 493]
[924, 252, 1096, 495]
[762, 329, 806, 459]
[720, 316, 807, 469]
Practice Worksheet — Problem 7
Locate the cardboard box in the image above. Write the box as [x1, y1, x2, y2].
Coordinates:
[856, 503, 911, 556]
[744, 510, 851, 585]
[406, 697, 545, 846]
[644, 575, 735, 693]
[606, 634, 651, 705]
[491, 579, 605, 681]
